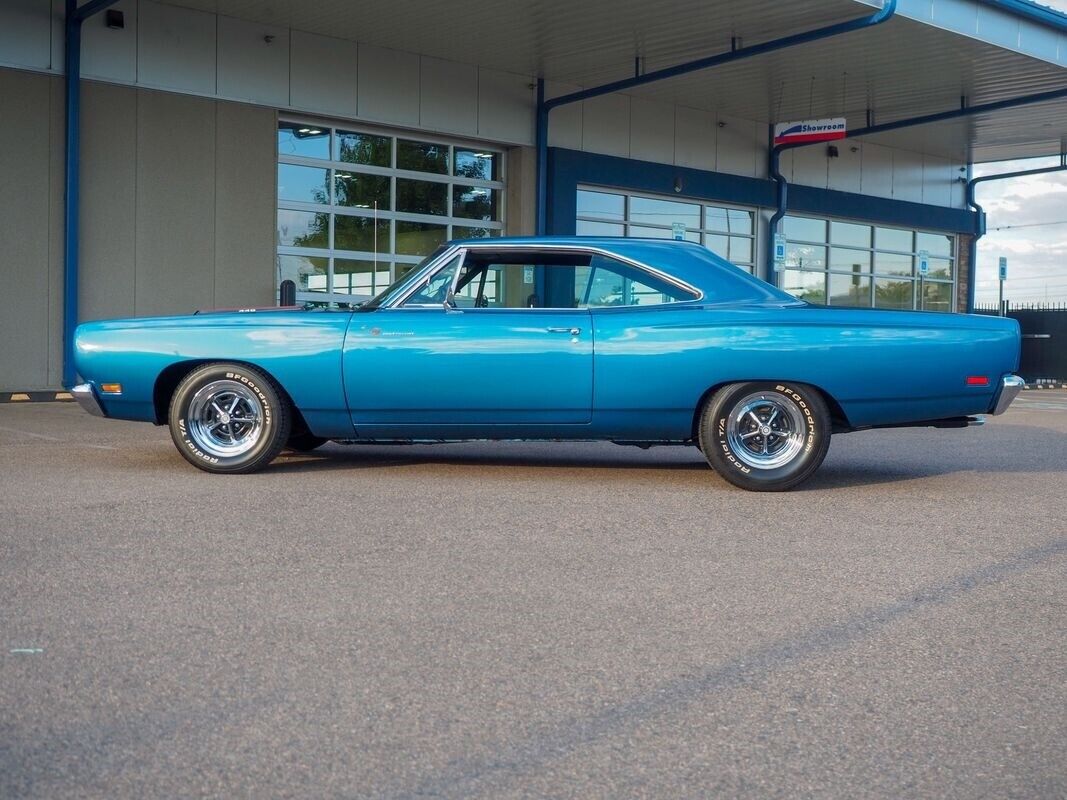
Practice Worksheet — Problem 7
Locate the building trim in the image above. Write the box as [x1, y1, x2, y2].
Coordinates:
[546, 147, 978, 238]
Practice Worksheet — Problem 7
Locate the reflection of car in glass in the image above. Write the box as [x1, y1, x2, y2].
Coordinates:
[72, 237, 1022, 491]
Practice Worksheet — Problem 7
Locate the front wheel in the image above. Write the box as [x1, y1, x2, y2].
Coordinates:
[698, 381, 831, 492]
[168, 363, 291, 474]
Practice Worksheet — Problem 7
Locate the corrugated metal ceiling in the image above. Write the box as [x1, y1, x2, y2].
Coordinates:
[160, 0, 1067, 161]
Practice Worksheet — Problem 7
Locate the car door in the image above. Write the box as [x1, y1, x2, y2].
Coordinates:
[342, 249, 593, 432]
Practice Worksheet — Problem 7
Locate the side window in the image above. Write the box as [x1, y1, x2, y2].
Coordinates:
[401, 253, 464, 306]
[575, 255, 696, 307]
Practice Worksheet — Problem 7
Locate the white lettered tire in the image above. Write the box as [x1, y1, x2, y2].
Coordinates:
[168, 363, 291, 474]
[699, 381, 831, 491]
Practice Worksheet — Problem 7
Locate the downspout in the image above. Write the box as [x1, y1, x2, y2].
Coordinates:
[534, 0, 898, 235]
[766, 86, 1067, 279]
[63, 0, 120, 389]
[965, 153, 1067, 312]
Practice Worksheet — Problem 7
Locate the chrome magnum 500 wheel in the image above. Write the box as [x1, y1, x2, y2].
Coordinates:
[168, 363, 291, 474]
[699, 382, 831, 491]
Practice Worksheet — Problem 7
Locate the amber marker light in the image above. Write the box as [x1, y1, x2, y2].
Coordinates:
[965, 376, 990, 387]
[100, 383, 123, 394]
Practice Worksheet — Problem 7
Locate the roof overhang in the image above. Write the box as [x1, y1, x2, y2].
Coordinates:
[157, 0, 1067, 163]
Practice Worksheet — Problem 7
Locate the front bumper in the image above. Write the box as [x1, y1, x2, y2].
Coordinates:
[71, 383, 106, 418]
[991, 374, 1025, 415]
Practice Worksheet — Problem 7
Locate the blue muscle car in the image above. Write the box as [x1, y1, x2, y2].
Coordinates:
[72, 237, 1023, 491]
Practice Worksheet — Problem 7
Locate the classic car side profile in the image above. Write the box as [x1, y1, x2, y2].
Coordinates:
[72, 237, 1023, 491]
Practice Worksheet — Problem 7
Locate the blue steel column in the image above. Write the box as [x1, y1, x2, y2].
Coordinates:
[62, 0, 120, 389]
[533, 0, 897, 238]
[965, 154, 1067, 312]
[535, 78, 547, 236]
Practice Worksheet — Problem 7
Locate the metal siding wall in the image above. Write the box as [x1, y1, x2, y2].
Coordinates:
[80, 81, 138, 322]
[477, 68, 535, 144]
[629, 97, 676, 164]
[0, 70, 53, 390]
[80, 0, 137, 83]
[581, 94, 630, 158]
[47, 76, 66, 388]
[134, 89, 216, 317]
[0, 0, 52, 70]
[420, 56, 479, 135]
[137, 1, 217, 96]
[214, 101, 276, 309]
[674, 106, 717, 171]
[289, 31, 359, 118]
[714, 114, 759, 178]
[216, 15, 290, 107]
[357, 44, 420, 126]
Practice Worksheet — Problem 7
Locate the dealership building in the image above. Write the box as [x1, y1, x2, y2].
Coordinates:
[2, 0, 1067, 392]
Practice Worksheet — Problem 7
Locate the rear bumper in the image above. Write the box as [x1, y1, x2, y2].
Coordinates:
[71, 383, 106, 418]
[991, 374, 1025, 415]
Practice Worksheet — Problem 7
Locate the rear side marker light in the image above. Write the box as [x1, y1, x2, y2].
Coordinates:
[101, 383, 123, 394]
[966, 376, 989, 387]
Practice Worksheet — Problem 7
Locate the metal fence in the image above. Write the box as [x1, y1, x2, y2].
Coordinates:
[974, 302, 1067, 384]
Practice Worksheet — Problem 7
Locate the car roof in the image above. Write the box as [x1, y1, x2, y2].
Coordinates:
[448, 236, 794, 304]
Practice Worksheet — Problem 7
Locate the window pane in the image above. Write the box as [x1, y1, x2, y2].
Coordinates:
[916, 232, 953, 258]
[705, 234, 728, 258]
[729, 236, 753, 264]
[577, 254, 695, 307]
[876, 226, 913, 252]
[630, 224, 699, 242]
[334, 171, 390, 209]
[830, 247, 871, 273]
[629, 196, 700, 228]
[453, 185, 499, 220]
[783, 215, 826, 243]
[396, 221, 447, 255]
[577, 190, 625, 221]
[334, 258, 388, 296]
[396, 178, 447, 215]
[403, 253, 463, 306]
[922, 281, 952, 312]
[874, 277, 914, 309]
[782, 269, 826, 304]
[576, 219, 624, 236]
[829, 273, 871, 307]
[278, 164, 329, 204]
[454, 149, 499, 180]
[830, 221, 871, 248]
[278, 209, 328, 248]
[785, 243, 827, 270]
[277, 122, 329, 159]
[278, 254, 327, 293]
[335, 131, 390, 166]
[334, 215, 389, 253]
[925, 257, 953, 279]
[706, 207, 754, 235]
[397, 139, 449, 173]
[874, 251, 913, 276]
[452, 225, 498, 239]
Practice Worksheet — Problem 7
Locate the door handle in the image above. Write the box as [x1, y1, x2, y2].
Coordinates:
[547, 327, 581, 335]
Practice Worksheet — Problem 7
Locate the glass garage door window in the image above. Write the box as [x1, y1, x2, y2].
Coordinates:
[575, 187, 757, 273]
[278, 119, 505, 304]
[779, 214, 956, 312]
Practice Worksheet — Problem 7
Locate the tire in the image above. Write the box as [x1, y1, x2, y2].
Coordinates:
[286, 432, 328, 452]
[698, 381, 831, 492]
[168, 363, 291, 474]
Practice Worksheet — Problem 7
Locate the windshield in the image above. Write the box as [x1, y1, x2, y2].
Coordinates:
[356, 246, 449, 311]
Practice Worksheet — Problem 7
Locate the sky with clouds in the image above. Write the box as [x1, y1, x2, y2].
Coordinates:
[971, 0, 1067, 306]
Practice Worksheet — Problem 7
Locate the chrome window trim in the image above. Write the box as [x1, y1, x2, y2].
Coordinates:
[386, 245, 466, 308]
[384, 243, 705, 310]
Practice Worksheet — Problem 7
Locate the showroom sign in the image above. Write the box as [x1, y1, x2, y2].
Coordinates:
[773, 118, 847, 145]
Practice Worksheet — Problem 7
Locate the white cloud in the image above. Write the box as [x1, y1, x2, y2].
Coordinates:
[972, 157, 1067, 304]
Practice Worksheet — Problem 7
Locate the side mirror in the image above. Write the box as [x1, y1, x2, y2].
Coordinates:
[443, 288, 458, 311]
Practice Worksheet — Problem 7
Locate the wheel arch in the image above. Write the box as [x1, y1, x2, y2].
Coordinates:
[690, 379, 852, 441]
[152, 359, 313, 436]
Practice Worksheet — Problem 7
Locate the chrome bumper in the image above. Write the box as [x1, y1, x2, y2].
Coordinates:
[71, 382, 106, 418]
[992, 374, 1025, 415]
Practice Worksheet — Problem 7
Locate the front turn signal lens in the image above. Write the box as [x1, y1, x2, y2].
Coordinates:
[100, 383, 123, 394]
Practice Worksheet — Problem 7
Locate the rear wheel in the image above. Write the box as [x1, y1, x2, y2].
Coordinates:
[168, 363, 291, 474]
[698, 381, 831, 491]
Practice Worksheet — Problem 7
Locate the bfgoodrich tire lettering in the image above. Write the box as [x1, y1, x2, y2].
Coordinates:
[168, 363, 292, 474]
[698, 381, 831, 492]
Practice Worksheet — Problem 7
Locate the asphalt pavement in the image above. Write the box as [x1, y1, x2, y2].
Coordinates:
[1, 394, 1065, 798]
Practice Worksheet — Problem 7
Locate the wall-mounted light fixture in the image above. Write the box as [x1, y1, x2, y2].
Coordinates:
[826, 145, 840, 158]
[105, 9, 124, 29]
